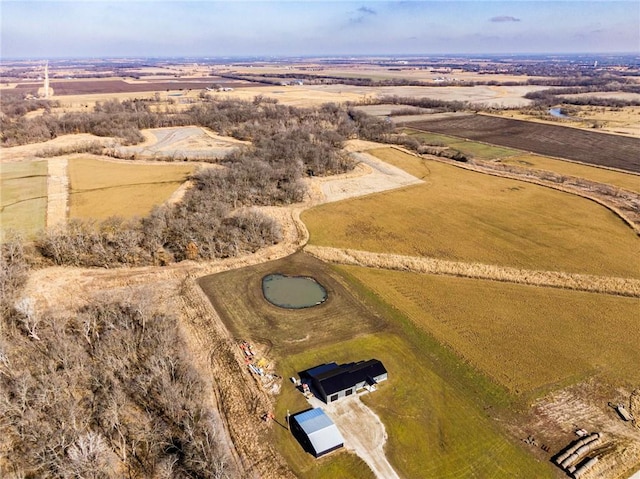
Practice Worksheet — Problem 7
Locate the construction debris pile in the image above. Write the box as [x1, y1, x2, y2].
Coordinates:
[239, 340, 281, 395]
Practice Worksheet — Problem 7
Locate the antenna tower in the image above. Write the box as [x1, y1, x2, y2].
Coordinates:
[44, 61, 50, 99]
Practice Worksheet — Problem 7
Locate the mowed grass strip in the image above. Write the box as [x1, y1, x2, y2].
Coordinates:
[403, 127, 520, 159]
[199, 252, 555, 478]
[275, 333, 554, 479]
[68, 157, 194, 220]
[340, 266, 640, 395]
[496, 154, 640, 194]
[0, 160, 48, 239]
[198, 252, 387, 357]
[302, 148, 639, 278]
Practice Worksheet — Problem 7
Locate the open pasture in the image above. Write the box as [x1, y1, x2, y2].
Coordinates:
[198, 252, 554, 478]
[302, 148, 640, 279]
[340, 266, 640, 395]
[68, 157, 194, 220]
[402, 113, 640, 173]
[0, 160, 48, 239]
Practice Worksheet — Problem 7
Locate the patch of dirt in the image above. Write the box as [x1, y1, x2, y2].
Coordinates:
[307, 394, 399, 479]
[45, 157, 68, 228]
[510, 379, 640, 478]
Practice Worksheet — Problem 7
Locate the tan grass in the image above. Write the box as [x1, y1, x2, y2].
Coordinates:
[67, 156, 194, 220]
[305, 245, 640, 297]
[336, 265, 640, 395]
[302, 148, 640, 279]
[497, 154, 640, 194]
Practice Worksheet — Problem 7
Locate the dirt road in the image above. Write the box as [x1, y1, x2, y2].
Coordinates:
[308, 395, 400, 479]
[45, 157, 68, 228]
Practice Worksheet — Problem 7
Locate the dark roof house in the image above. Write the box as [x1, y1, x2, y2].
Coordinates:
[301, 359, 387, 403]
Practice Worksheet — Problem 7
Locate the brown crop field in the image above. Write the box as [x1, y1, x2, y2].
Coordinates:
[302, 148, 640, 279]
[13, 78, 246, 95]
[68, 157, 194, 220]
[0, 160, 48, 239]
[198, 252, 555, 479]
[402, 113, 640, 173]
[340, 266, 640, 395]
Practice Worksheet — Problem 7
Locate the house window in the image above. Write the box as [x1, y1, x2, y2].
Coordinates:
[345, 389, 353, 396]
[330, 394, 338, 402]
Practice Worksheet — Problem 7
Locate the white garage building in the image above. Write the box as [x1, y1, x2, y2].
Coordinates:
[290, 408, 344, 457]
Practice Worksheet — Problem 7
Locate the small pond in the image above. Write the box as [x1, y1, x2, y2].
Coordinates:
[262, 274, 328, 309]
[549, 108, 570, 119]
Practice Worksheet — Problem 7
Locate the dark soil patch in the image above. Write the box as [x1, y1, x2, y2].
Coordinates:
[403, 114, 640, 173]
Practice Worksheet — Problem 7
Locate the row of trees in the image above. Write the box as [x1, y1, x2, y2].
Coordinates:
[1, 290, 233, 478]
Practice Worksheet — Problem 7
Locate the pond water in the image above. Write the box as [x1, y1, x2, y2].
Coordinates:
[549, 108, 570, 119]
[262, 274, 328, 309]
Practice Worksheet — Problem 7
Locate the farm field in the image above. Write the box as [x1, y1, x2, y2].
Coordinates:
[11, 77, 246, 95]
[497, 154, 640, 194]
[0, 160, 48, 239]
[401, 127, 640, 191]
[339, 266, 640, 396]
[402, 113, 640, 173]
[302, 148, 640, 279]
[401, 127, 520, 159]
[198, 252, 555, 479]
[68, 157, 194, 220]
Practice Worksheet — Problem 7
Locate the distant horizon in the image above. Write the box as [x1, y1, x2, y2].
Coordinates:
[2, 51, 639, 63]
[2, 1, 638, 59]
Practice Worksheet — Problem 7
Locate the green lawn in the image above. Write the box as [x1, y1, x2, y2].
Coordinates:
[402, 128, 519, 159]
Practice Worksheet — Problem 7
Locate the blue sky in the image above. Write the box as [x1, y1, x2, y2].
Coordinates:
[1, 1, 638, 58]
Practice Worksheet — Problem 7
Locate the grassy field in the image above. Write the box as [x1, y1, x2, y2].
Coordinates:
[302, 148, 639, 279]
[340, 266, 640, 396]
[0, 160, 48, 239]
[68, 157, 194, 220]
[496, 154, 640, 193]
[198, 252, 555, 478]
[402, 128, 519, 159]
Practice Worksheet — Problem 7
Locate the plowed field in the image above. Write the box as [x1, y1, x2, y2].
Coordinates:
[403, 113, 640, 173]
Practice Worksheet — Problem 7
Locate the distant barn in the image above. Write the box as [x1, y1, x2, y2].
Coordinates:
[290, 408, 344, 457]
[301, 359, 387, 403]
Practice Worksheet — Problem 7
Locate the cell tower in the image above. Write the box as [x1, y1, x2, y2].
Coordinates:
[44, 61, 50, 99]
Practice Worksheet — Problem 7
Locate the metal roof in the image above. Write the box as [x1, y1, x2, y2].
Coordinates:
[309, 360, 388, 396]
[293, 408, 344, 456]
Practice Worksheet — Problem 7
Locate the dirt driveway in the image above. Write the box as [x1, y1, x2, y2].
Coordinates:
[308, 394, 400, 479]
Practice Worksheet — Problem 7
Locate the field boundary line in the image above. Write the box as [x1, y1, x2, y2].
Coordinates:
[304, 245, 640, 297]
[45, 157, 68, 229]
[386, 146, 640, 236]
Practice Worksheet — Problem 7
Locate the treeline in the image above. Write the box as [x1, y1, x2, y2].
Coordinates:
[525, 84, 640, 108]
[0, 290, 233, 478]
[4, 97, 358, 268]
[0, 90, 60, 119]
[347, 108, 469, 162]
